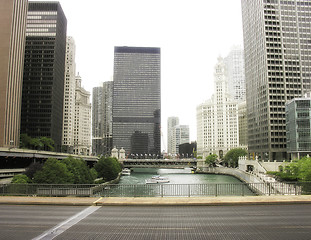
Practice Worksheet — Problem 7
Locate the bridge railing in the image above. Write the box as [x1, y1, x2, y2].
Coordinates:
[0, 182, 310, 197]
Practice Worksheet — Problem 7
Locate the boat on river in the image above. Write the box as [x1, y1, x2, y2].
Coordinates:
[121, 168, 131, 176]
[145, 176, 170, 184]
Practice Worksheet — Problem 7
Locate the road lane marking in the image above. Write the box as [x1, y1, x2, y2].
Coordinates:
[32, 206, 101, 240]
[93, 197, 103, 205]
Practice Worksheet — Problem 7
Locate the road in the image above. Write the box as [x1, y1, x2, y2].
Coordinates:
[0, 204, 311, 240]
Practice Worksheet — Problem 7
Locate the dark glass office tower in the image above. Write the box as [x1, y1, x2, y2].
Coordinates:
[21, 1, 67, 151]
[113, 46, 161, 157]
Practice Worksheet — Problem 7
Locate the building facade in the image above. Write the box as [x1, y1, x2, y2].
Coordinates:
[21, 1, 67, 151]
[241, 0, 311, 160]
[0, 0, 28, 148]
[171, 125, 190, 155]
[92, 81, 113, 156]
[167, 117, 179, 154]
[238, 101, 248, 148]
[73, 75, 91, 155]
[224, 45, 246, 102]
[197, 57, 239, 159]
[62, 36, 76, 153]
[112, 46, 161, 157]
[286, 97, 311, 159]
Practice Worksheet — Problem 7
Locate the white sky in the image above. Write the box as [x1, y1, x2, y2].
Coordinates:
[32, 0, 244, 152]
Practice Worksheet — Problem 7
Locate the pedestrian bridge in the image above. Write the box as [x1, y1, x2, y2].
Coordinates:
[122, 158, 197, 169]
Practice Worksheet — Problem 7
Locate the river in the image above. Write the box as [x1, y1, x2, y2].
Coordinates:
[113, 168, 255, 197]
[119, 168, 245, 185]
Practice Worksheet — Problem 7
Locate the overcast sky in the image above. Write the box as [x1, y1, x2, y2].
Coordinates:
[32, 0, 244, 151]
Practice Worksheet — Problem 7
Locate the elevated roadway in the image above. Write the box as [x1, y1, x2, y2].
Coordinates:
[122, 158, 197, 169]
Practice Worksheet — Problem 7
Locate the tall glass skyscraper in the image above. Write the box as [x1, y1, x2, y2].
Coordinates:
[241, 0, 311, 160]
[21, 1, 67, 151]
[112, 46, 161, 157]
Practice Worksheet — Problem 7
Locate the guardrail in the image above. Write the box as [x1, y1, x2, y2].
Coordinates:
[0, 182, 310, 197]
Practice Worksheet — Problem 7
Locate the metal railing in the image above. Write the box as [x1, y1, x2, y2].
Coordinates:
[1, 182, 310, 197]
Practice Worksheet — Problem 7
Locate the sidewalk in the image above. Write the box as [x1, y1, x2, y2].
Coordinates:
[0, 195, 311, 206]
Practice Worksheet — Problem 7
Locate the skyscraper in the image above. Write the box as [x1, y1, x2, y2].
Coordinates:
[224, 45, 245, 102]
[113, 46, 161, 157]
[21, 1, 67, 151]
[171, 125, 190, 155]
[62, 36, 76, 153]
[92, 81, 113, 156]
[167, 117, 179, 154]
[73, 75, 91, 155]
[197, 57, 239, 159]
[0, 0, 28, 148]
[241, 0, 311, 160]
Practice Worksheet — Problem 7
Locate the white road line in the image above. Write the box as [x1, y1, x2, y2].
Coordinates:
[32, 206, 101, 240]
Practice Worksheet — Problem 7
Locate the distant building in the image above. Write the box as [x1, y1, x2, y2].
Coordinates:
[73, 75, 91, 155]
[167, 117, 179, 154]
[92, 81, 113, 156]
[21, 1, 67, 151]
[241, 0, 311, 160]
[179, 142, 197, 158]
[62, 37, 76, 153]
[171, 125, 190, 155]
[197, 57, 239, 159]
[112, 46, 161, 157]
[224, 46, 245, 102]
[286, 98, 311, 160]
[0, 0, 28, 148]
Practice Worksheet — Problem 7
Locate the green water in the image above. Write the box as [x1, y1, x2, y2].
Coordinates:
[109, 168, 256, 197]
[119, 168, 244, 185]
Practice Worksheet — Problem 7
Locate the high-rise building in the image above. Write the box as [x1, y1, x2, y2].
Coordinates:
[62, 36, 76, 153]
[92, 81, 113, 156]
[171, 125, 190, 155]
[113, 46, 161, 157]
[167, 117, 179, 154]
[73, 75, 91, 155]
[197, 57, 239, 159]
[21, 1, 67, 151]
[241, 0, 311, 160]
[286, 97, 311, 160]
[0, 0, 28, 148]
[238, 101, 248, 148]
[224, 45, 246, 102]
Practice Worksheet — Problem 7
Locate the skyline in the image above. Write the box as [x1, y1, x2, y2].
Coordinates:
[30, 0, 244, 151]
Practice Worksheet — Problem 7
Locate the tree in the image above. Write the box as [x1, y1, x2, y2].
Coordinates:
[62, 157, 96, 184]
[40, 137, 55, 151]
[94, 157, 121, 182]
[205, 154, 218, 167]
[11, 174, 30, 184]
[33, 158, 74, 184]
[223, 148, 247, 168]
[25, 162, 43, 181]
[20, 134, 32, 149]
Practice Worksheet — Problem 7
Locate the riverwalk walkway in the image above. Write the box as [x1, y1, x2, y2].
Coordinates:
[1, 195, 311, 206]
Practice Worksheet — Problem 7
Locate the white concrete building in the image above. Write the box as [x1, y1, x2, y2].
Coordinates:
[197, 57, 239, 159]
[171, 125, 190, 155]
[73, 75, 92, 155]
[167, 117, 179, 154]
[224, 45, 245, 102]
[62, 36, 76, 153]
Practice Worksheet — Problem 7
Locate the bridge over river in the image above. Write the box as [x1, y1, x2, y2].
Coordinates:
[122, 158, 197, 169]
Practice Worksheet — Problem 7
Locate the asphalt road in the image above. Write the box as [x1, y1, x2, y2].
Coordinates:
[1, 204, 311, 240]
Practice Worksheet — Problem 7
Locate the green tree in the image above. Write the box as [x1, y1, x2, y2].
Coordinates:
[94, 157, 121, 182]
[11, 174, 30, 183]
[20, 134, 32, 149]
[40, 137, 55, 151]
[25, 162, 43, 181]
[62, 157, 96, 184]
[33, 158, 74, 184]
[223, 148, 247, 168]
[205, 154, 218, 167]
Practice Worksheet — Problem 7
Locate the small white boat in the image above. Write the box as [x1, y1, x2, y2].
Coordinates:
[121, 168, 131, 176]
[145, 176, 170, 184]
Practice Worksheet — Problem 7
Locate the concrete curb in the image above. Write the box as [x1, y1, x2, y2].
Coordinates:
[1, 195, 311, 207]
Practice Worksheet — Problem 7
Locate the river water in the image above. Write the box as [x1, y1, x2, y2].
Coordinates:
[113, 168, 255, 197]
[119, 168, 244, 185]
